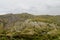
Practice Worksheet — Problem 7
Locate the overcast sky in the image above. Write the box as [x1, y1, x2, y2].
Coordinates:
[0, 0, 60, 15]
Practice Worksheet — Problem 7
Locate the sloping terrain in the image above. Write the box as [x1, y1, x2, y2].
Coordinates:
[0, 13, 60, 40]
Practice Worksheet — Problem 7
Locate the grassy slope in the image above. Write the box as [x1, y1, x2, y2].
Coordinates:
[0, 13, 60, 40]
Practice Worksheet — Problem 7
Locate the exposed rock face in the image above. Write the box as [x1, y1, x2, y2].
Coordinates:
[6, 19, 58, 36]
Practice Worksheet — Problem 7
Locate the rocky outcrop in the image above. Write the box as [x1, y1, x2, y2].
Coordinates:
[6, 19, 58, 37]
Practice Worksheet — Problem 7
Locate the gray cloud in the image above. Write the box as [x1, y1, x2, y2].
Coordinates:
[0, 0, 60, 15]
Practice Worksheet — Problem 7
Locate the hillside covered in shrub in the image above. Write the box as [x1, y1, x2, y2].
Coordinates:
[0, 13, 60, 40]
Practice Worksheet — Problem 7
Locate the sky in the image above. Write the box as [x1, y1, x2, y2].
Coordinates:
[0, 0, 60, 15]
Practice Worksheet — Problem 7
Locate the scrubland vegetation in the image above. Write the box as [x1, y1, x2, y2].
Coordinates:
[0, 13, 60, 40]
